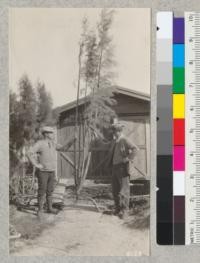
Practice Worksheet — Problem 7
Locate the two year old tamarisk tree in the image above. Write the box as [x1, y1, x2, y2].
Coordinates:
[73, 9, 117, 190]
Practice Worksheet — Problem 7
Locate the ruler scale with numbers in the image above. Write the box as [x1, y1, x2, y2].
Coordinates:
[185, 12, 200, 245]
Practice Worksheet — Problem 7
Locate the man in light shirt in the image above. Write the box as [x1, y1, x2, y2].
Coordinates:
[111, 122, 139, 219]
[28, 126, 75, 218]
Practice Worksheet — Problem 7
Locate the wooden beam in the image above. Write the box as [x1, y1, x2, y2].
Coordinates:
[60, 152, 76, 169]
[77, 152, 91, 194]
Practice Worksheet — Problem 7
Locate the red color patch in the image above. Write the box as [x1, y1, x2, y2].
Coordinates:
[173, 119, 185, 145]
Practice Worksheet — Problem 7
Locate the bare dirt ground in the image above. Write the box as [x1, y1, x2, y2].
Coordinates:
[10, 180, 150, 256]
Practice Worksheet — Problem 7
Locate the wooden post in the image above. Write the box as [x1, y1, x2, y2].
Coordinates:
[22, 164, 25, 195]
[77, 152, 91, 194]
[22, 146, 26, 195]
[74, 41, 84, 189]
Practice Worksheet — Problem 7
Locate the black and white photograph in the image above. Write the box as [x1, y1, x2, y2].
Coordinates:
[9, 8, 150, 256]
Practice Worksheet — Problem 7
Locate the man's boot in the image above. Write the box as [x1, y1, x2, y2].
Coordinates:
[113, 205, 121, 215]
[37, 195, 45, 219]
[47, 196, 58, 214]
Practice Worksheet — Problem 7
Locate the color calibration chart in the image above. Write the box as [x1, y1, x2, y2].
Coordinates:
[157, 12, 200, 245]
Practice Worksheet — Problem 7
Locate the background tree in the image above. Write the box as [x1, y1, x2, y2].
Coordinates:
[9, 91, 21, 173]
[9, 75, 55, 176]
[9, 74, 37, 182]
[18, 74, 37, 144]
[36, 81, 53, 126]
[10, 91, 20, 149]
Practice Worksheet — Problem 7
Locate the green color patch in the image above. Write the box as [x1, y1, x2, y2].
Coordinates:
[173, 67, 185, 94]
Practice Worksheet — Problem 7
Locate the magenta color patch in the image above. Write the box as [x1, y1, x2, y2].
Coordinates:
[173, 146, 185, 171]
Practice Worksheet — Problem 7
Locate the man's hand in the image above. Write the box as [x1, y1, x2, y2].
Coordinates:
[56, 136, 77, 152]
[55, 175, 59, 182]
[56, 143, 63, 151]
[122, 157, 129, 163]
[128, 149, 133, 154]
[35, 163, 43, 170]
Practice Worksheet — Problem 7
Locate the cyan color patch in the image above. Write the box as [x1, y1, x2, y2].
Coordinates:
[173, 44, 184, 67]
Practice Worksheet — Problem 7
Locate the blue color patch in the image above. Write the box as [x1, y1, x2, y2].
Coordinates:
[173, 44, 184, 67]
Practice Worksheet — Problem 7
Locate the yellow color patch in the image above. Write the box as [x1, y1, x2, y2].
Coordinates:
[173, 94, 185, 118]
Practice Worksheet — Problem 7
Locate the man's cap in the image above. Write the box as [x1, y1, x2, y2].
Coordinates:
[111, 122, 125, 131]
[41, 126, 54, 134]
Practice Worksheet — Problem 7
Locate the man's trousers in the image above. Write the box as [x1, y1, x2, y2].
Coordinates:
[37, 170, 55, 210]
[112, 163, 130, 212]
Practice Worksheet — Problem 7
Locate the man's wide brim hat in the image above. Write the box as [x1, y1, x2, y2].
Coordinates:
[111, 122, 125, 131]
[41, 126, 54, 134]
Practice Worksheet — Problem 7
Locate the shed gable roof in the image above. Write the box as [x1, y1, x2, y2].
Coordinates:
[55, 86, 150, 114]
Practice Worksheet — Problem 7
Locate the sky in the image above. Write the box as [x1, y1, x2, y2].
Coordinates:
[9, 8, 150, 107]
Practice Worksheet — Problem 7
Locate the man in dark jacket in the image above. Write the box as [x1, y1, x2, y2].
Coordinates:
[111, 122, 139, 219]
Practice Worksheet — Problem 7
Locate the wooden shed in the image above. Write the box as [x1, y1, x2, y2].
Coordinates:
[55, 86, 150, 182]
